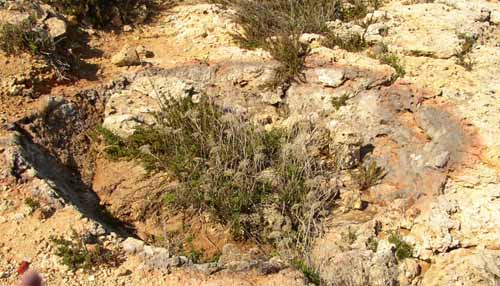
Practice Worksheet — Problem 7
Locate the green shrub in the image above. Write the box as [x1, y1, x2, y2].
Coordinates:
[0, 17, 74, 79]
[24, 197, 40, 213]
[322, 31, 368, 52]
[388, 232, 413, 261]
[41, 0, 151, 28]
[51, 231, 122, 271]
[292, 259, 322, 285]
[100, 95, 335, 244]
[0, 17, 52, 55]
[354, 161, 386, 190]
[379, 53, 406, 81]
[214, 0, 380, 88]
[267, 33, 310, 89]
[331, 93, 350, 110]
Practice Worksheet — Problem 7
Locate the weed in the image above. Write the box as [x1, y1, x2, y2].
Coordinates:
[215, 0, 380, 88]
[51, 230, 122, 271]
[388, 232, 413, 261]
[322, 31, 368, 52]
[342, 227, 357, 244]
[354, 161, 386, 190]
[456, 33, 475, 71]
[267, 33, 310, 89]
[100, 94, 337, 250]
[380, 53, 406, 81]
[41, 0, 152, 28]
[331, 93, 350, 110]
[292, 259, 322, 286]
[0, 16, 74, 80]
[24, 197, 40, 213]
[162, 192, 176, 206]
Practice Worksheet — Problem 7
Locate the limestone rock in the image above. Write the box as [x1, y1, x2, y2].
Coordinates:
[112, 45, 141, 67]
[491, 10, 500, 25]
[122, 237, 145, 254]
[44, 17, 67, 39]
[421, 249, 500, 286]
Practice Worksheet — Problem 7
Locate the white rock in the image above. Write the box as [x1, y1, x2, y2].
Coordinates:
[44, 17, 67, 39]
[122, 237, 145, 254]
[315, 68, 345, 87]
[491, 10, 500, 25]
[111, 45, 141, 67]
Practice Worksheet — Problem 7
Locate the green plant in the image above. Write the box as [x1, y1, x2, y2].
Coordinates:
[162, 192, 176, 206]
[51, 230, 122, 271]
[0, 16, 74, 79]
[267, 33, 311, 89]
[214, 0, 380, 88]
[100, 95, 336, 248]
[41, 0, 151, 28]
[456, 33, 475, 71]
[292, 259, 322, 285]
[343, 227, 357, 244]
[322, 31, 368, 52]
[331, 93, 350, 110]
[0, 17, 52, 55]
[388, 232, 413, 261]
[24, 197, 40, 213]
[380, 53, 406, 81]
[354, 161, 386, 190]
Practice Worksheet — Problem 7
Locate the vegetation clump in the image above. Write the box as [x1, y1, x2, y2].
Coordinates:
[0, 17, 75, 79]
[51, 231, 122, 271]
[212, 0, 383, 88]
[379, 53, 406, 81]
[354, 161, 386, 190]
[292, 259, 322, 285]
[41, 0, 152, 28]
[24, 197, 40, 214]
[388, 232, 413, 261]
[100, 95, 336, 245]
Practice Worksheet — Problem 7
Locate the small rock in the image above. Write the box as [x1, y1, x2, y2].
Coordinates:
[491, 10, 500, 25]
[122, 237, 145, 254]
[44, 17, 67, 39]
[123, 25, 133, 32]
[315, 68, 345, 88]
[193, 263, 220, 275]
[89, 223, 106, 237]
[432, 151, 450, 168]
[111, 45, 141, 67]
[12, 213, 25, 222]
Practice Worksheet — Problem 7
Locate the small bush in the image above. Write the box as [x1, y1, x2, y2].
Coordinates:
[388, 232, 413, 261]
[267, 33, 310, 89]
[41, 0, 152, 28]
[379, 53, 405, 81]
[24, 197, 40, 213]
[292, 259, 322, 286]
[331, 93, 350, 110]
[51, 231, 122, 271]
[0, 17, 52, 55]
[215, 0, 379, 88]
[0, 17, 73, 79]
[354, 161, 386, 190]
[100, 94, 336, 246]
[322, 31, 368, 52]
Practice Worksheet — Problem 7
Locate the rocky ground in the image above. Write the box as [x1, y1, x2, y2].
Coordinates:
[0, 0, 499, 285]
